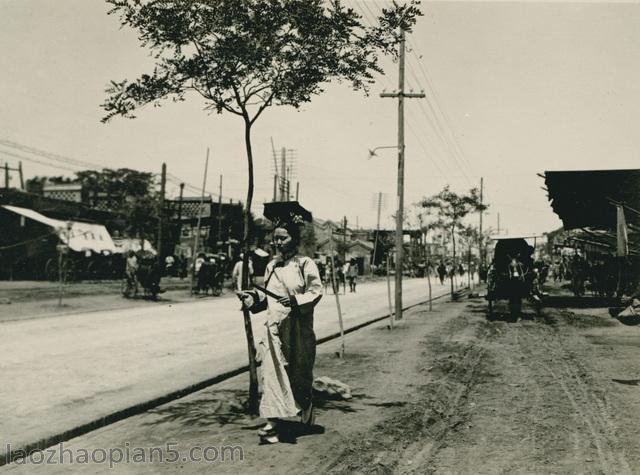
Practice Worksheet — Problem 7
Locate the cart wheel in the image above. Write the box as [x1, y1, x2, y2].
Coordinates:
[121, 279, 130, 298]
[44, 258, 58, 282]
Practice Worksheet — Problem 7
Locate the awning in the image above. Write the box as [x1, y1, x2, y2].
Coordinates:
[556, 228, 640, 256]
[543, 169, 640, 230]
[3, 205, 117, 253]
[112, 238, 157, 255]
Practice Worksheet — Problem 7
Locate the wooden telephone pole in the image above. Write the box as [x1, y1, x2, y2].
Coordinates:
[479, 177, 484, 270]
[191, 149, 209, 294]
[380, 28, 425, 320]
[342, 216, 348, 263]
[217, 174, 223, 248]
[371, 192, 383, 274]
[280, 148, 286, 201]
[2, 161, 24, 190]
[157, 163, 167, 257]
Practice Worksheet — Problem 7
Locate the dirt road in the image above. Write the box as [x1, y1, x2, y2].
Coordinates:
[327, 296, 640, 474]
[7, 285, 640, 473]
[0, 277, 449, 461]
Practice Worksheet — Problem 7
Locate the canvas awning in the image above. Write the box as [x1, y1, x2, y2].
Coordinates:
[543, 169, 640, 230]
[112, 238, 157, 255]
[2, 205, 117, 253]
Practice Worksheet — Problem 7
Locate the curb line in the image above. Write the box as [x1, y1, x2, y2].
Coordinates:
[1, 287, 467, 465]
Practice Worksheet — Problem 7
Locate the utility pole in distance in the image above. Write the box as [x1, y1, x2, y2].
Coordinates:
[280, 147, 286, 201]
[371, 192, 383, 275]
[479, 177, 484, 269]
[157, 162, 167, 257]
[342, 216, 348, 263]
[380, 27, 425, 320]
[217, 175, 223, 249]
[18, 162, 24, 190]
[177, 182, 184, 249]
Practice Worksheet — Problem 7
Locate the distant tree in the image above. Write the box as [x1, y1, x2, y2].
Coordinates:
[101, 0, 422, 412]
[75, 168, 155, 202]
[418, 186, 487, 296]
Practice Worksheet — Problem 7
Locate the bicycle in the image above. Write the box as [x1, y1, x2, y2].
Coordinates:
[121, 272, 138, 298]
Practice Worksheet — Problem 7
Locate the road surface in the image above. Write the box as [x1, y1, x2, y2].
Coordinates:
[1, 276, 452, 454]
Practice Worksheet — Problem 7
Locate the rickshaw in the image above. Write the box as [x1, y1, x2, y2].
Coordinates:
[486, 236, 542, 320]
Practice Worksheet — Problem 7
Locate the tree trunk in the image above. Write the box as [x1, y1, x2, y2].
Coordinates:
[241, 118, 259, 414]
[450, 224, 456, 299]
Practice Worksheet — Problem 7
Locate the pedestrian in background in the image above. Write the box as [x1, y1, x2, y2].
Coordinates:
[346, 257, 358, 292]
[437, 261, 446, 285]
[231, 253, 254, 291]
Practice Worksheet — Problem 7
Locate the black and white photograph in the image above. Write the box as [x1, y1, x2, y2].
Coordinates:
[1, 0, 639, 473]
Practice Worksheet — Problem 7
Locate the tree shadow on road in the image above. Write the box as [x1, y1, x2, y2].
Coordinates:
[143, 389, 250, 428]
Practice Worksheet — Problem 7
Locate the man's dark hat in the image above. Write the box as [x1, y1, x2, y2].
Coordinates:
[263, 201, 312, 226]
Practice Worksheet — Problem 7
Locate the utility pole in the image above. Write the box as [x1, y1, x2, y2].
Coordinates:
[273, 175, 278, 201]
[296, 182, 299, 201]
[191, 149, 209, 294]
[497, 213, 500, 235]
[4, 163, 9, 188]
[479, 177, 484, 268]
[280, 148, 286, 201]
[380, 28, 425, 320]
[157, 163, 166, 258]
[18, 162, 24, 190]
[371, 192, 383, 273]
[342, 216, 348, 263]
[217, 174, 223, 249]
[177, 183, 184, 248]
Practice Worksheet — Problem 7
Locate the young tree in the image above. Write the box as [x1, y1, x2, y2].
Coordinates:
[101, 0, 421, 412]
[418, 185, 487, 298]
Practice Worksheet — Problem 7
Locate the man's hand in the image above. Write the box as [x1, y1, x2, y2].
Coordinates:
[236, 291, 255, 309]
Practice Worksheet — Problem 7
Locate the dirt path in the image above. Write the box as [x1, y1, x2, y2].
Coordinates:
[326, 296, 640, 474]
[6, 287, 640, 474]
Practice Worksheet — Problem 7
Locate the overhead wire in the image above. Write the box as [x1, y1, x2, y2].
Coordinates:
[358, 0, 473, 187]
[0, 148, 80, 174]
[368, 0, 476, 184]
[405, 37, 476, 174]
[0, 138, 101, 170]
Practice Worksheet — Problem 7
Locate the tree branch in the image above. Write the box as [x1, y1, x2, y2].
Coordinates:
[250, 92, 275, 126]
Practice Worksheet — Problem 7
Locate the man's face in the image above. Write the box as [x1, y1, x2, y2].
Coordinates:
[273, 227, 294, 255]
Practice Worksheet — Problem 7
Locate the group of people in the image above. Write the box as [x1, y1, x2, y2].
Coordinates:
[123, 250, 163, 299]
[548, 254, 619, 297]
[193, 252, 258, 296]
[317, 257, 360, 294]
[163, 254, 188, 278]
[435, 262, 468, 285]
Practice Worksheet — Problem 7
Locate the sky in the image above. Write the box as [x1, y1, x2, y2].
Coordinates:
[1, 0, 639, 236]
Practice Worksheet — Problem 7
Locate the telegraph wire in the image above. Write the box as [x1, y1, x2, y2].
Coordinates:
[0, 138, 101, 170]
[357, 1, 474, 187]
[0, 148, 80, 174]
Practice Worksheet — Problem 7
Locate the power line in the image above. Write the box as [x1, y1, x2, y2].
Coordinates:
[365, 0, 475, 180]
[405, 38, 476, 175]
[0, 138, 100, 170]
[0, 149, 79, 174]
[358, 1, 473, 186]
